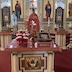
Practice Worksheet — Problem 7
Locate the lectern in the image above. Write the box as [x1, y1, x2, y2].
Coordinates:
[5, 42, 61, 72]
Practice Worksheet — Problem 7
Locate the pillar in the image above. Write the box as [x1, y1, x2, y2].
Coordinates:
[47, 51, 55, 72]
[63, 0, 67, 29]
[53, 0, 56, 32]
[0, 0, 2, 31]
[11, 53, 19, 72]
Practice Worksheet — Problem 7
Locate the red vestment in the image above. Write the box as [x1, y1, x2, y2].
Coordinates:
[26, 13, 40, 32]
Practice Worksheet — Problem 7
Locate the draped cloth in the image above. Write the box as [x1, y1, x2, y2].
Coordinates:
[26, 13, 40, 32]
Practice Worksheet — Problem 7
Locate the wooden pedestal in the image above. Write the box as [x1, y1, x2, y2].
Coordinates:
[0, 31, 12, 50]
[55, 30, 69, 49]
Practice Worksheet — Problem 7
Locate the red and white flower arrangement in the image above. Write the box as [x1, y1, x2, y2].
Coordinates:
[15, 29, 30, 44]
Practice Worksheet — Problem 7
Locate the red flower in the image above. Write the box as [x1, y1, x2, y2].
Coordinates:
[15, 29, 29, 44]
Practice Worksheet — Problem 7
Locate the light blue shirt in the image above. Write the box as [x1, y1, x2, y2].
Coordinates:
[11, 13, 18, 26]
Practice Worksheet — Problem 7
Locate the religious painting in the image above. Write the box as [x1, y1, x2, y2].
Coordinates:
[1, 0, 11, 26]
[55, 7, 64, 26]
[38, 32, 52, 42]
[55, 0, 65, 27]
[25, 57, 41, 70]
[12, 0, 24, 21]
[25, 0, 42, 21]
[67, 0, 72, 20]
[2, 7, 10, 26]
[43, 0, 53, 21]
[19, 54, 47, 72]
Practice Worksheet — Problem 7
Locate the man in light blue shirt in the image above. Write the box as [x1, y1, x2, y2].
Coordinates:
[11, 11, 18, 35]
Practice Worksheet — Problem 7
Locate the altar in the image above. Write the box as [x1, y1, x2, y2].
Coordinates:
[5, 41, 61, 72]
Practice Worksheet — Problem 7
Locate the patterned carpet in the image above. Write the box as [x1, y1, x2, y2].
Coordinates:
[55, 49, 72, 72]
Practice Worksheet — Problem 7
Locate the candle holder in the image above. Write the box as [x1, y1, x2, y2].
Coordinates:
[47, 19, 52, 41]
[47, 17, 50, 27]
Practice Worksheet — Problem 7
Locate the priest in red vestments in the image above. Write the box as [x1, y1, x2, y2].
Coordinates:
[26, 8, 40, 32]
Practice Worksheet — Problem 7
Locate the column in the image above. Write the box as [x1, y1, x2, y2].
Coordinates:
[0, 0, 2, 31]
[38, 0, 43, 30]
[24, 0, 27, 23]
[10, 0, 12, 20]
[47, 51, 55, 72]
[11, 53, 19, 72]
[63, 0, 67, 29]
[51, 53, 55, 72]
[53, 0, 56, 32]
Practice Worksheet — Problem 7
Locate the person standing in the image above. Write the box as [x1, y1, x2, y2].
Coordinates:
[26, 8, 40, 32]
[45, 1, 51, 21]
[11, 11, 18, 35]
[15, 1, 21, 20]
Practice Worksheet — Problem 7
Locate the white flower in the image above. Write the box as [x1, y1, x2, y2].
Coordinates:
[67, 43, 72, 49]
[23, 33, 26, 36]
[15, 36, 22, 39]
[16, 33, 22, 36]
[26, 33, 30, 36]
[16, 29, 29, 43]
[68, 22, 72, 29]
[23, 37, 28, 39]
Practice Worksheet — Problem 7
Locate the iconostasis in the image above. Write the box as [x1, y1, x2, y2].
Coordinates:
[0, 0, 71, 24]
[12, 0, 42, 22]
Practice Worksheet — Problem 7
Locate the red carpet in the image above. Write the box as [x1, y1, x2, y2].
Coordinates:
[55, 65, 72, 72]
[0, 51, 11, 72]
[0, 50, 72, 72]
[55, 49, 72, 72]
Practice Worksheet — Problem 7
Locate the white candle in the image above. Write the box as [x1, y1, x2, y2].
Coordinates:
[48, 17, 50, 27]
[34, 42, 38, 48]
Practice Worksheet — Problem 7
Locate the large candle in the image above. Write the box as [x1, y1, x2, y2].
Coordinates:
[48, 17, 50, 27]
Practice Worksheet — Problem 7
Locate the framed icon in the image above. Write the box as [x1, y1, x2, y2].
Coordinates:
[12, 0, 24, 21]
[38, 32, 52, 42]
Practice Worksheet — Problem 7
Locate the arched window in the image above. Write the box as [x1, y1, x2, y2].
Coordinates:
[25, 0, 37, 16]
[1, 0, 11, 8]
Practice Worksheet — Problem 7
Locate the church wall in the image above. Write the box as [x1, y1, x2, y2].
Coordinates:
[43, 0, 53, 18]
[25, 1, 31, 18]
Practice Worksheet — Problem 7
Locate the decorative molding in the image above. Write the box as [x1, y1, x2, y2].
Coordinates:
[18, 54, 47, 72]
